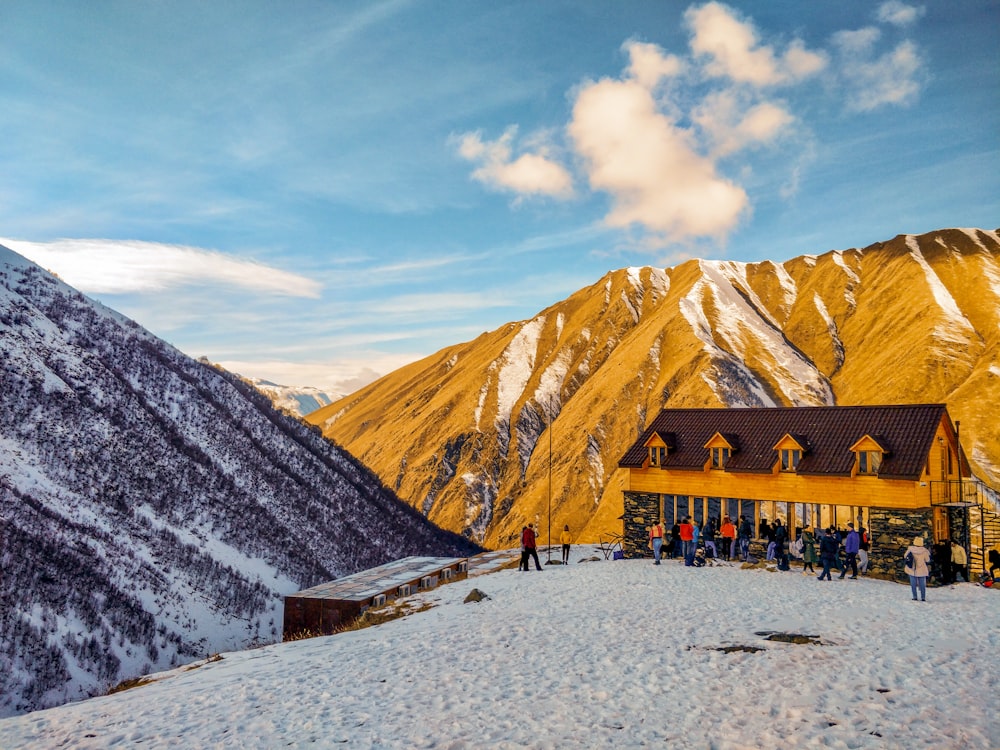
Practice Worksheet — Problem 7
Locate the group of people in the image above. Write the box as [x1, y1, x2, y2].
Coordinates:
[646, 514, 993, 602]
[518, 523, 574, 570]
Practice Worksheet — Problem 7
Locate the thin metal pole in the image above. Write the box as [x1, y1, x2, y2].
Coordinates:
[547, 398, 553, 564]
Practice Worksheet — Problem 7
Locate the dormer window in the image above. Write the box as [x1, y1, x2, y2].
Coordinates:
[849, 434, 888, 477]
[711, 447, 730, 469]
[780, 449, 801, 472]
[772, 433, 807, 474]
[858, 451, 882, 475]
[644, 432, 674, 468]
[704, 432, 738, 471]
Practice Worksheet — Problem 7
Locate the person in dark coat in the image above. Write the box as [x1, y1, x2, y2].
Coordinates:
[738, 515, 753, 561]
[933, 539, 952, 584]
[773, 519, 788, 561]
[670, 522, 681, 559]
[817, 527, 839, 581]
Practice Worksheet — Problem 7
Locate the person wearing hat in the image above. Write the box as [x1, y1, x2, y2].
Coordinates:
[904, 536, 932, 601]
[839, 522, 860, 579]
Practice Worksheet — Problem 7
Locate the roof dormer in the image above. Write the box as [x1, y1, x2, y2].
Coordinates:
[849, 434, 889, 476]
[772, 433, 807, 473]
[703, 432, 738, 470]
[644, 431, 675, 468]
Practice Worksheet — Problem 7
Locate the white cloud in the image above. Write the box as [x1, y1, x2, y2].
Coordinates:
[833, 29, 923, 111]
[693, 90, 794, 157]
[2, 238, 321, 298]
[685, 2, 827, 87]
[877, 1, 926, 27]
[624, 40, 685, 88]
[569, 74, 747, 243]
[455, 128, 574, 199]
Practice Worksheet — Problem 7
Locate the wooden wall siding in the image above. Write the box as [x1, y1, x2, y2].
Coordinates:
[625, 467, 928, 509]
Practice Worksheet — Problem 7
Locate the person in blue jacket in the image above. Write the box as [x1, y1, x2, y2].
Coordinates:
[817, 527, 839, 581]
[839, 522, 860, 579]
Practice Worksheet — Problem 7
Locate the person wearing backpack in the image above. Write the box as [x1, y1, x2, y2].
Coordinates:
[904, 536, 932, 601]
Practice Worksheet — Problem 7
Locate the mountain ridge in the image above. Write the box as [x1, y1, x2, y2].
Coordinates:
[0, 245, 479, 717]
[307, 227, 1000, 548]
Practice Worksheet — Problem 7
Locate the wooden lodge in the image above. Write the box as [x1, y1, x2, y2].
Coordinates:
[617, 404, 999, 578]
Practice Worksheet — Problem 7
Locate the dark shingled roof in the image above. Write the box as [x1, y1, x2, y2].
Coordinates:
[618, 404, 950, 480]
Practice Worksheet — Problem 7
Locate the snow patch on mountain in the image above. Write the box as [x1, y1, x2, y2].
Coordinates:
[906, 236, 975, 347]
[689, 262, 832, 405]
[495, 316, 544, 430]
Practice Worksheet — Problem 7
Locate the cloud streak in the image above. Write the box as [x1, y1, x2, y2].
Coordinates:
[2, 238, 322, 298]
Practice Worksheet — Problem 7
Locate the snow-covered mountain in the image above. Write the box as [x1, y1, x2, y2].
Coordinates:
[0, 245, 480, 717]
[241, 376, 337, 417]
[308, 228, 1000, 548]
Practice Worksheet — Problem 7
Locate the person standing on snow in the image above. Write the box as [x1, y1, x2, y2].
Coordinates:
[839, 522, 860, 579]
[521, 524, 542, 571]
[679, 517, 694, 560]
[817, 528, 839, 581]
[950, 541, 967, 583]
[738, 515, 753, 561]
[801, 526, 817, 575]
[904, 536, 932, 601]
[720, 516, 736, 561]
[560, 524, 572, 565]
[649, 521, 665, 565]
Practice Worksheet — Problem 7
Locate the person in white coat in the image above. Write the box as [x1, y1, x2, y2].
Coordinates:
[904, 536, 932, 601]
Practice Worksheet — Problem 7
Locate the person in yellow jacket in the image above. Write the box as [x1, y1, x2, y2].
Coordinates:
[950, 541, 968, 583]
[560, 525, 572, 564]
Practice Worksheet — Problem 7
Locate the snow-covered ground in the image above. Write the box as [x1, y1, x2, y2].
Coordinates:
[2, 548, 998, 749]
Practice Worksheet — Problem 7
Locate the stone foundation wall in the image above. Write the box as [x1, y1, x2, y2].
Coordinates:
[867, 507, 934, 581]
[622, 491, 660, 559]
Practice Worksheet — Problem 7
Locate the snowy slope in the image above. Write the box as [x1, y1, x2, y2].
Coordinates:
[1, 551, 997, 749]
[0, 245, 480, 717]
[308, 228, 1000, 548]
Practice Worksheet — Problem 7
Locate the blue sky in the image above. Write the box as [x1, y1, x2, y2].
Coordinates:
[2, 1, 997, 393]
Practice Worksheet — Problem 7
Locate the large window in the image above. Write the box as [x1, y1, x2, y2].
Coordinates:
[780, 449, 801, 472]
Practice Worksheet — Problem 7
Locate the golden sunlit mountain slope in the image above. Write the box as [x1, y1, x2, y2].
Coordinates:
[307, 228, 1000, 548]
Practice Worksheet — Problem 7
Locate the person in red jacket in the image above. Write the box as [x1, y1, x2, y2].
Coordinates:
[521, 523, 542, 571]
[679, 517, 694, 560]
[720, 516, 736, 561]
